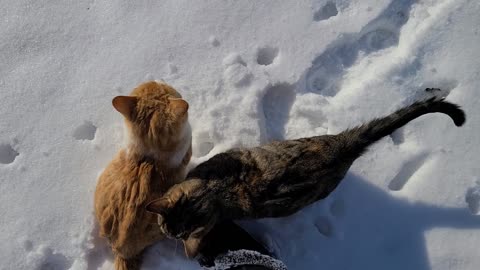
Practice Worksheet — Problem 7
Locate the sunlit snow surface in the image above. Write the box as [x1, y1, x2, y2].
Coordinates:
[1, 1, 479, 269]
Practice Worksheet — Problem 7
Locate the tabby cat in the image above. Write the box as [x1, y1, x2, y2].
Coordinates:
[94, 81, 192, 270]
[146, 93, 465, 258]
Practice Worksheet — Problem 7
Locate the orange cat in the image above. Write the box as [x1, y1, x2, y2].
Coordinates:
[94, 81, 192, 270]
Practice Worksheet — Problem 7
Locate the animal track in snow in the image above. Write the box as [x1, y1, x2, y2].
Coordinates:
[262, 83, 296, 140]
[223, 53, 252, 87]
[302, 0, 415, 96]
[314, 216, 333, 237]
[313, 1, 338, 21]
[0, 143, 19, 164]
[196, 141, 214, 157]
[256, 46, 279, 66]
[388, 152, 429, 191]
[224, 64, 252, 87]
[465, 181, 480, 215]
[360, 29, 397, 51]
[73, 121, 97, 141]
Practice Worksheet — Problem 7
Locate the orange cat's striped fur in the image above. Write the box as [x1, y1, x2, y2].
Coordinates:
[94, 81, 192, 270]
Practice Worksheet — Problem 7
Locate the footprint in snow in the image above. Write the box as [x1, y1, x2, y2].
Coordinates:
[302, 0, 415, 96]
[0, 143, 19, 164]
[73, 121, 97, 141]
[26, 244, 72, 270]
[466, 181, 480, 215]
[222, 53, 252, 88]
[360, 28, 398, 51]
[388, 152, 430, 191]
[256, 46, 279, 66]
[193, 131, 215, 157]
[261, 83, 296, 141]
[313, 1, 338, 22]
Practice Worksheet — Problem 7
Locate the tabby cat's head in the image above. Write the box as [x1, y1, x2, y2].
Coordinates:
[146, 179, 218, 258]
[113, 81, 189, 154]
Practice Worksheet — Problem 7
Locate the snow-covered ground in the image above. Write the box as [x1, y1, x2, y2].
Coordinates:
[1, 0, 479, 269]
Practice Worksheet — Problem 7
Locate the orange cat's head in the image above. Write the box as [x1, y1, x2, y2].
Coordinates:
[113, 81, 190, 158]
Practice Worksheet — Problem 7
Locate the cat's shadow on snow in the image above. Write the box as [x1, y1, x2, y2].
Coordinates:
[241, 173, 480, 270]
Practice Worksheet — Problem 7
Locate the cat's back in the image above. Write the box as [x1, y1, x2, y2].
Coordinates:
[187, 138, 318, 177]
[187, 135, 340, 185]
[238, 135, 344, 185]
[187, 139, 315, 181]
[187, 151, 246, 180]
[94, 151, 158, 227]
[256, 135, 343, 162]
[94, 150, 137, 217]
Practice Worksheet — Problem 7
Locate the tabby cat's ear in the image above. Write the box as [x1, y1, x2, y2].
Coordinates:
[145, 198, 171, 215]
[183, 236, 202, 259]
[112, 96, 138, 119]
[169, 98, 189, 117]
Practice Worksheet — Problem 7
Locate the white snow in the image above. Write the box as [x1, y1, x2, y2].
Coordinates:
[1, 0, 479, 269]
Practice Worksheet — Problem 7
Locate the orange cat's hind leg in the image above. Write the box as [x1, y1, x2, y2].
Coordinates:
[114, 253, 142, 270]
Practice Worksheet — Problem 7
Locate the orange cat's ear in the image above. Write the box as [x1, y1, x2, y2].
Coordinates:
[145, 198, 171, 214]
[183, 236, 202, 258]
[112, 96, 138, 119]
[169, 98, 189, 117]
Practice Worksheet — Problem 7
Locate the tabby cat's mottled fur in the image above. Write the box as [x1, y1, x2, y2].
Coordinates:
[94, 81, 192, 270]
[147, 95, 465, 258]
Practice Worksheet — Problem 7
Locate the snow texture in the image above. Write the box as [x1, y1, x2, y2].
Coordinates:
[1, 0, 480, 269]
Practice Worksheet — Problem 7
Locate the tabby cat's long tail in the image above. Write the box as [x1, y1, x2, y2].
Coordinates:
[342, 96, 465, 156]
